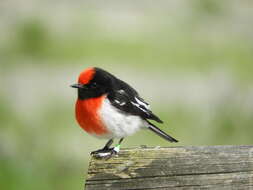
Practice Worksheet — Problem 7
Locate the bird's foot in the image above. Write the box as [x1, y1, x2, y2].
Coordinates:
[91, 145, 120, 159]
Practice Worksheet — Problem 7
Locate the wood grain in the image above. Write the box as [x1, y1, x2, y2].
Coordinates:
[85, 146, 253, 190]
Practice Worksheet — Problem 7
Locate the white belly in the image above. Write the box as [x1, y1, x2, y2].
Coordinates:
[99, 98, 145, 139]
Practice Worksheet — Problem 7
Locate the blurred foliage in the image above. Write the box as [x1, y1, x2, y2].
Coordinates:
[192, 0, 225, 17]
[1, 1, 253, 190]
[16, 19, 49, 56]
[2, 17, 253, 80]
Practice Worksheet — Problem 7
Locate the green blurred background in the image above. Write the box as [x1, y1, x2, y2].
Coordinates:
[1, 0, 253, 189]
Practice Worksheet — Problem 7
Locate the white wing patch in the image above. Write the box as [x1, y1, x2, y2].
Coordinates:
[135, 97, 150, 109]
[119, 102, 126, 106]
[131, 101, 147, 113]
[131, 96, 150, 114]
[118, 89, 125, 94]
[114, 99, 126, 106]
[115, 100, 120, 104]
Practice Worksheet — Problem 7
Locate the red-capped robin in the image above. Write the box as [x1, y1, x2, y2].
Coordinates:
[71, 67, 178, 159]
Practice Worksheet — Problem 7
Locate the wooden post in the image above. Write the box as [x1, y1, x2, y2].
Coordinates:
[85, 145, 253, 190]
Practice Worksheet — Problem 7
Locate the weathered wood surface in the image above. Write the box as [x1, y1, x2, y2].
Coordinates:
[85, 146, 253, 190]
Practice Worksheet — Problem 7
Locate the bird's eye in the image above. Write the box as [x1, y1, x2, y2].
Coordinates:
[91, 82, 97, 88]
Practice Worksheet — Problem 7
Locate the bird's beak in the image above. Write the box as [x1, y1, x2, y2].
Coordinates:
[70, 83, 84, 89]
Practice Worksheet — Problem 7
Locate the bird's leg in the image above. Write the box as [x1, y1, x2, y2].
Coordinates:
[91, 138, 124, 159]
[114, 138, 124, 153]
[102, 139, 114, 150]
[90, 139, 113, 155]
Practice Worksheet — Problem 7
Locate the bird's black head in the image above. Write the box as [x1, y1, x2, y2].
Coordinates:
[71, 67, 115, 100]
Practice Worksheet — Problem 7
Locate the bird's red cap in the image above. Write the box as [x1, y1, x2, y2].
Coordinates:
[78, 67, 95, 84]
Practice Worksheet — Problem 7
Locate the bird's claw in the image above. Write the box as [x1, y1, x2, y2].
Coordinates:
[91, 147, 118, 159]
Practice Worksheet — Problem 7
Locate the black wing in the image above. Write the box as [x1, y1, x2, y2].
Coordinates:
[107, 81, 163, 123]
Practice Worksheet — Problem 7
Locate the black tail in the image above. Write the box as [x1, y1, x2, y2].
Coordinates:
[147, 121, 178, 143]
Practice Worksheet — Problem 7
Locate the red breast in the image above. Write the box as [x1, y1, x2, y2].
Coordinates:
[74, 67, 109, 136]
[75, 95, 108, 135]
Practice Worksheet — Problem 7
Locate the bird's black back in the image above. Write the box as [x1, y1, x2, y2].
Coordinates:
[93, 67, 163, 123]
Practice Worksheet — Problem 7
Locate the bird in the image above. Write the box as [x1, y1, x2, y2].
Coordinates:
[71, 67, 178, 159]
